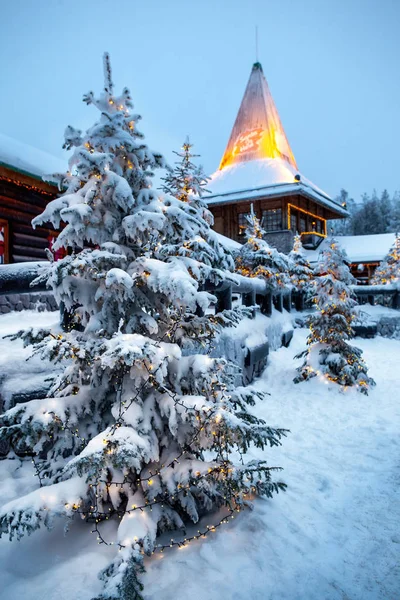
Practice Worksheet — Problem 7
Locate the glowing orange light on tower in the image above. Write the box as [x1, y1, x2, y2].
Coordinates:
[219, 62, 297, 171]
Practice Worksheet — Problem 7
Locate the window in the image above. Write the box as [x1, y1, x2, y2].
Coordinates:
[0, 220, 9, 264]
[261, 208, 282, 232]
[290, 211, 298, 232]
[299, 215, 306, 232]
[237, 212, 251, 238]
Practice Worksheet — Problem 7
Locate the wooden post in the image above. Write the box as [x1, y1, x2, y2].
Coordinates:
[259, 292, 272, 316]
[215, 285, 232, 313]
[283, 292, 291, 313]
[242, 289, 256, 307]
[295, 291, 305, 311]
[273, 293, 283, 313]
[367, 294, 375, 306]
[392, 291, 400, 310]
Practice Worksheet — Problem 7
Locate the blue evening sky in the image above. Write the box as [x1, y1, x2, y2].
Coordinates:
[0, 0, 399, 200]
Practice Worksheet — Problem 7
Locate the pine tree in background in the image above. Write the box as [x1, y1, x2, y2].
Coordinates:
[159, 137, 234, 272]
[294, 239, 375, 394]
[329, 188, 400, 236]
[0, 56, 287, 600]
[161, 136, 209, 202]
[235, 205, 291, 292]
[329, 189, 356, 235]
[379, 189, 393, 233]
[371, 233, 400, 286]
[288, 234, 313, 296]
[390, 192, 400, 232]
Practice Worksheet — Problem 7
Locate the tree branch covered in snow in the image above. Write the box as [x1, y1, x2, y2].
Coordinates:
[371, 232, 400, 288]
[235, 206, 292, 292]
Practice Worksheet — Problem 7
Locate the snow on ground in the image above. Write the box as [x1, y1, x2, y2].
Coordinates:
[0, 311, 60, 409]
[0, 313, 399, 600]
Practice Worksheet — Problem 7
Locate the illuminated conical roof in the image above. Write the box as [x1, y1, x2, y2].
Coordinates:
[219, 62, 297, 171]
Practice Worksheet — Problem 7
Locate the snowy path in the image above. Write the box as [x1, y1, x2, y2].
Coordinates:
[0, 324, 399, 600]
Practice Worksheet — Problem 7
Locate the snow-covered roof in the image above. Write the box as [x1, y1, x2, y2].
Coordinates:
[304, 233, 397, 264]
[215, 232, 241, 251]
[0, 132, 66, 180]
[206, 158, 348, 217]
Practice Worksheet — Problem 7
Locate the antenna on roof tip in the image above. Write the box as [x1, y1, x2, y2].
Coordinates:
[103, 52, 114, 95]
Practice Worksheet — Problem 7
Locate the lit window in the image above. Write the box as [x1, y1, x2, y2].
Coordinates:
[290, 212, 298, 232]
[261, 208, 282, 231]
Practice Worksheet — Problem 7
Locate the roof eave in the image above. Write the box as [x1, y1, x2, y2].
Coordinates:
[0, 160, 49, 184]
[207, 182, 349, 217]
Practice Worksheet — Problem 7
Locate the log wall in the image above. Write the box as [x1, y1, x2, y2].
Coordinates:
[209, 192, 339, 246]
[0, 165, 58, 263]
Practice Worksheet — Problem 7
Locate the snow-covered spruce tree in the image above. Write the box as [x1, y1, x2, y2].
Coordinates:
[294, 239, 375, 394]
[371, 232, 400, 286]
[0, 55, 287, 600]
[288, 234, 313, 295]
[235, 205, 291, 291]
[159, 136, 234, 271]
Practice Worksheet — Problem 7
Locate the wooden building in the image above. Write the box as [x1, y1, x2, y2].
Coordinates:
[303, 232, 397, 285]
[207, 62, 348, 253]
[0, 134, 64, 263]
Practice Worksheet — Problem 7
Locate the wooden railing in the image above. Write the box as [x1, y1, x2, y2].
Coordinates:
[352, 285, 400, 310]
[206, 274, 295, 317]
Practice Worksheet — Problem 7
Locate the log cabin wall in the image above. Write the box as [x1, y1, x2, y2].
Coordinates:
[208, 192, 336, 245]
[0, 165, 58, 263]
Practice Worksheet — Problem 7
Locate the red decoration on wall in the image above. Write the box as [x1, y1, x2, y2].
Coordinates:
[48, 236, 67, 261]
[0, 225, 5, 264]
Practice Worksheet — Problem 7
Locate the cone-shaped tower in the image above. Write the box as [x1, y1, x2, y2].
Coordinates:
[219, 62, 297, 171]
[207, 61, 348, 252]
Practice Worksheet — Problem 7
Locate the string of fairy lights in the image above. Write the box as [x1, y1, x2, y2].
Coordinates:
[29, 293, 247, 553]
[298, 240, 372, 390]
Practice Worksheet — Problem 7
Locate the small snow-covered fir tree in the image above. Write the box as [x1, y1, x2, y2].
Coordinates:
[0, 56, 287, 600]
[235, 205, 291, 291]
[294, 239, 375, 394]
[161, 136, 209, 202]
[159, 137, 234, 272]
[371, 232, 400, 286]
[288, 233, 313, 295]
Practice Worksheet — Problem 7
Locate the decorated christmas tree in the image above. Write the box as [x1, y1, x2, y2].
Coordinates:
[294, 239, 375, 394]
[159, 137, 234, 272]
[235, 205, 291, 291]
[0, 56, 287, 600]
[371, 232, 400, 286]
[288, 233, 313, 295]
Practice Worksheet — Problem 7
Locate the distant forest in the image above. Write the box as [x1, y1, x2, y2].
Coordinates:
[329, 189, 400, 236]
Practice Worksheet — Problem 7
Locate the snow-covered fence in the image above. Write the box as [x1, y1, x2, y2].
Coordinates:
[0, 262, 57, 314]
[205, 275, 293, 383]
[291, 285, 400, 312]
[207, 274, 293, 318]
[352, 284, 400, 310]
[0, 263, 293, 385]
